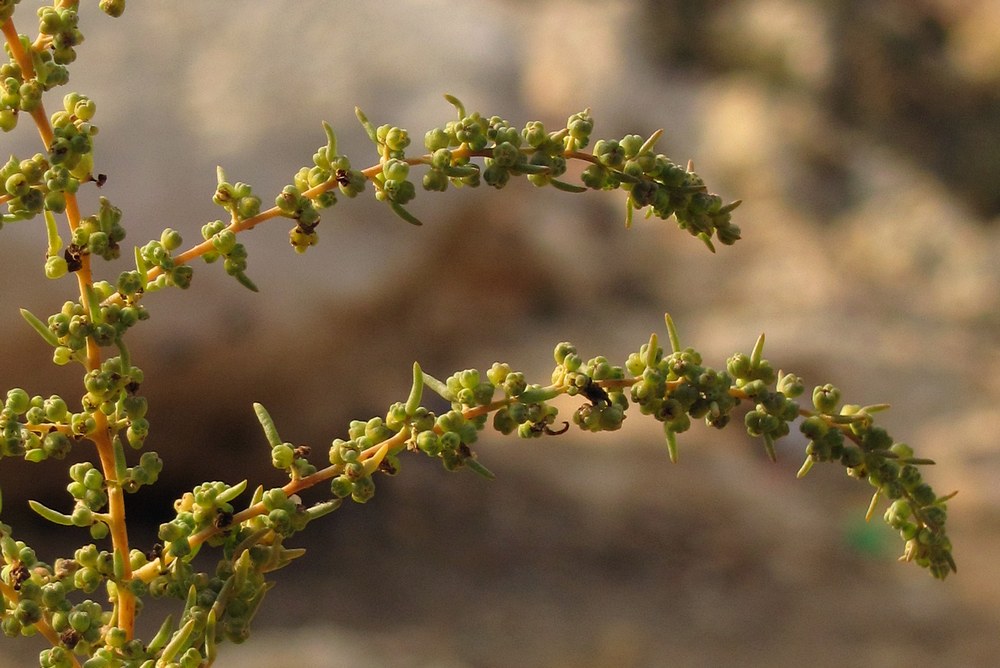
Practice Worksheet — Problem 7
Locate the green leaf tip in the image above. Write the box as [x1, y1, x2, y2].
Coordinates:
[20, 308, 60, 347]
[253, 403, 282, 447]
[405, 362, 424, 417]
[664, 313, 681, 353]
[550, 179, 588, 194]
[355, 106, 378, 144]
[235, 271, 259, 292]
[638, 128, 664, 156]
[664, 426, 679, 464]
[443, 93, 466, 119]
[29, 499, 74, 526]
[750, 331, 766, 368]
[465, 457, 495, 480]
[390, 201, 423, 226]
[322, 120, 337, 154]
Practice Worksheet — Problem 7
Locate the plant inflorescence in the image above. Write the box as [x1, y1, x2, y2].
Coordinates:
[0, 2, 955, 667]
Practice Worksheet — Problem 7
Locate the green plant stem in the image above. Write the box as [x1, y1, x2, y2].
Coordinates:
[5, 12, 139, 644]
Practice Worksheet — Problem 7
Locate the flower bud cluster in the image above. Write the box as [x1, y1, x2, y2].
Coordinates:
[140, 227, 192, 290]
[70, 196, 124, 263]
[625, 341, 742, 455]
[213, 179, 261, 223]
[420, 106, 590, 193]
[0, 35, 70, 133]
[329, 418, 397, 503]
[2, 93, 97, 220]
[273, 97, 739, 244]
[586, 135, 741, 250]
[1, 153, 48, 222]
[467, 364, 556, 439]
[800, 392, 956, 579]
[279, 123, 365, 254]
[47, 288, 147, 363]
[37, 6, 84, 66]
[1, 390, 75, 460]
[552, 344, 629, 433]
[49, 92, 98, 180]
[200, 218, 254, 290]
[160, 481, 247, 558]
[0, 535, 124, 659]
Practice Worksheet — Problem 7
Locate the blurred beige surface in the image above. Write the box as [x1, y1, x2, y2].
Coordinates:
[2, 1, 999, 666]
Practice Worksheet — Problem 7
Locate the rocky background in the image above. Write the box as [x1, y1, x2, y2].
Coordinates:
[2, 1, 999, 666]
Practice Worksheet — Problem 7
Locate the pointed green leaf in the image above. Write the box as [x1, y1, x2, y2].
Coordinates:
[405, 362, 424, 417]
[28, 500, 74, 526]
[354, 107, 379, 145]
[253, 403, 281, 447]
[443, 94, 465, 119]
[20, 308, 59, 347]
[389, 201, 423, 226]
[550, 179, 587, 194]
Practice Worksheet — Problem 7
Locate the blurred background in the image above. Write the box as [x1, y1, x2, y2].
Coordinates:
[2, 1, 999, 665]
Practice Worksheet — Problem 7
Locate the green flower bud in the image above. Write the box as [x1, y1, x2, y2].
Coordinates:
[43, 431, 72, 459]
[168, 538, 191, 558]
[899, 464, 922, 489]
[4, 172, 29, 198]
[422, 169, 448, 192]
[73, 566, 101, 593]
[580, 164, 609, 189]
[160, 228, 182, 251]
[89, 521, 109, 540]
[910, 483, 936, 507]
[384, 127, 409, 152]
[330, 475, 354, 499]
[415, 430, 441, 456]
[382, 158, 409, 182]
[522, 120, 547, 148]
[170, 265, 193, 289]
[99, 0, 126, 18]
[424, 127, 450, 151]
[15, 599, 42, 626]
[799, 415, 829, 440]
[0, 108, 17, 132]
[890, 442, 914, 460]
[351, 476, 375, 503]
[271, 443, 295, 469]
[6, 388, 30, 414]
[812, 384, 841, 413]
[482, 163, 509, 188]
